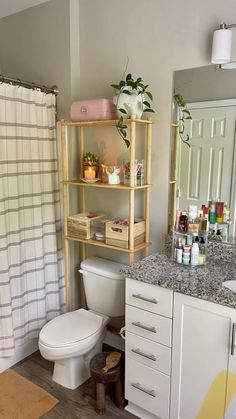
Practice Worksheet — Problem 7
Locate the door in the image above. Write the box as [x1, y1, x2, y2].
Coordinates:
[177, 104, 236, 211]
[170, 293, 231, 419]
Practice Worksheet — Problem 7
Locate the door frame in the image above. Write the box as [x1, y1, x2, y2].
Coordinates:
[176, 98, 236, 240]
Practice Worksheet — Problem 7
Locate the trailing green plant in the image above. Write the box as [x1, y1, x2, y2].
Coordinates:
[83, 152, 100, 166]
[173, 92, 192, 147]
[111, 73, 154, 148]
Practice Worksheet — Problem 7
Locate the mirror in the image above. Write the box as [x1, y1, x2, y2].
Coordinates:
[169, 64, 236, 242]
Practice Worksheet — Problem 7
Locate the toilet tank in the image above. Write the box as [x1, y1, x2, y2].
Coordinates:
[79, 256, 125, 317]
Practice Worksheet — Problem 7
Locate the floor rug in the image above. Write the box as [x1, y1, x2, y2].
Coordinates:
[0, 369, 58, 419]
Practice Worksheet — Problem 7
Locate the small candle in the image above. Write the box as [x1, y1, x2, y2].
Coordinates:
[84, 167, 96, 179]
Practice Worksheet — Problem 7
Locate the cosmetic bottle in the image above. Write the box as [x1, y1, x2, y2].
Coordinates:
[176, 243, 183, 264]
[175, 210, 181, 231]
[216, 229, 223, 241]
[182, 245, 191, 265]
[199, 237, 206, 264]
[215, 201, 224, 223]
[191, 242, 199, 266]
[209, 202, 216, 224]
[223, 202, 230, 222]
[179, 211, 188, 233]
[188, 218, 199, 234]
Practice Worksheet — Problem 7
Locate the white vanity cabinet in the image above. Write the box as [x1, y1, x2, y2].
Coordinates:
[125, 278, 173, 419]
[170, 292, 236, 419]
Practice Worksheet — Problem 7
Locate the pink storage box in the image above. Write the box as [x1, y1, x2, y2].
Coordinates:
[70, 98, 117, 122]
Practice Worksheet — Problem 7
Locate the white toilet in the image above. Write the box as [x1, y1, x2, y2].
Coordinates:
[39, 256, 125, 389]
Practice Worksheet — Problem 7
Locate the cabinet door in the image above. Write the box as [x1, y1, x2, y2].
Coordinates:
[170, 293, 231, 419]
[225, 312, 236, 419]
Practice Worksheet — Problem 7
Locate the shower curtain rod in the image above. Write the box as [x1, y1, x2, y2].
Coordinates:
[0, 74, 59, 95]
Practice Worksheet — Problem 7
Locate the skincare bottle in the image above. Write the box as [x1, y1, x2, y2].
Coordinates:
[179, 211, 188, 233]
[188, 218, 199, 234]
[199, 237, 206, 264]
[191, 242, 199, 266]
[176, 244, 183, 264]
[175, 210, 181, 231]
[209, 202, 216, 224]
[216, 229, 223, 241]
[215, 201, 224, 223]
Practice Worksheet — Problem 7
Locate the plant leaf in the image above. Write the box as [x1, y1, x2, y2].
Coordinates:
[124, 139, 130, 148]
[119, 80, 125, 88]
[143, 108, 155, 113]
[143, 101, 151, 108]
[122, 90, 131, 95]
[146, 91, 153, 101]
[182, 109, 190, 115]
[185, 116, 192, 119]
[110, 84, 120, 90]
[126, 73, 132, 81]
[118, 108, 128, 114]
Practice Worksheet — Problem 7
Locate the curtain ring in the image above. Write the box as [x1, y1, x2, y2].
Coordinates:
[17, 78, 22, 88]
[0, 75, 4, 85]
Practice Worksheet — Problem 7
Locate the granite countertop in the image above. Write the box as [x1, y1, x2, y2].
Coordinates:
[122, 241, 236, 309]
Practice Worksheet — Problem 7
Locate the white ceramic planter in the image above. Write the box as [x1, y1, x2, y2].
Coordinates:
[113, 91, 144, 119]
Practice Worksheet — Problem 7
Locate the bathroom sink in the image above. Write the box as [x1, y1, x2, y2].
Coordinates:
[223, 280, 236, 292]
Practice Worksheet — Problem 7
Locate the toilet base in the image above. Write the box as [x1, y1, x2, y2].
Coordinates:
[52, 339, 103, 389]
[52, 356, 89, 389]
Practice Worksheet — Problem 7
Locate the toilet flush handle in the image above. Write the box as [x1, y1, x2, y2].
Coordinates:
[120, 326, 126, 340]
[78, 269, 88, 276]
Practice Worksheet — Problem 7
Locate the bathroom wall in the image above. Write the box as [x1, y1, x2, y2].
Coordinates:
[0, 0, 236, 303]
[78, 0, 236, 255]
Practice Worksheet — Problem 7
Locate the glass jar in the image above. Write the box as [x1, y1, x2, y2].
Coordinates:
[123, 159, 144, 186]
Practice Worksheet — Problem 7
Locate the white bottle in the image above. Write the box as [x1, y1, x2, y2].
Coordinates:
[191, 242, 199, 266]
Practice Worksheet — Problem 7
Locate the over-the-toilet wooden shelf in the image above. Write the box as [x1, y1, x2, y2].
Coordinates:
[60, 118, 153, 127]
[63, 179, 151, 190]
[60, 117, 153, 309]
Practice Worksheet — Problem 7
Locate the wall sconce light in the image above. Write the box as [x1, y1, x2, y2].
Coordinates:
[211, 23, 236, 64]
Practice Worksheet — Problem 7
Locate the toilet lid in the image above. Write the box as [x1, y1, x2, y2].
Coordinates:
[39, 309, 103, 347]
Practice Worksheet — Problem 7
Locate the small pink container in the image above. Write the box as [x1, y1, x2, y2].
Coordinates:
[70, 98, 117, 122]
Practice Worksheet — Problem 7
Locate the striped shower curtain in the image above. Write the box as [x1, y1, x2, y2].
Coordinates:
[0, 83, 65, 357]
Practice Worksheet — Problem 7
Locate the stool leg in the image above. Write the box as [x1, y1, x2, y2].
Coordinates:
[96, 383, 106, 414]
[115, 377, 125, 409]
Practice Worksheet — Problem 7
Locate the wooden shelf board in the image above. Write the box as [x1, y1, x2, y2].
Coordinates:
[61, 118, 153, 127]
[62, 180, 151, 190]
[64, 235, 151, 253]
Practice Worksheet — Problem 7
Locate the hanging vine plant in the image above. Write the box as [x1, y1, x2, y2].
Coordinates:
[111, 73, 155, 148]
[173, 92, 192, 147]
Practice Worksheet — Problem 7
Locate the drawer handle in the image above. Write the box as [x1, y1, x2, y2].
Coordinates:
[131, 382, 156, 397]
[131, 348, 157, 361]
[132, 293, 158, 304]
[131, 321, 157, 333]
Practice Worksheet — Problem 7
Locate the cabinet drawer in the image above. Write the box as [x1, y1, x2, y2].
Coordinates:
[126, 331, 171, 375]
[126, 278, 173, 318]
[125, 358, 170, 419]
[126, 305, 172, 347]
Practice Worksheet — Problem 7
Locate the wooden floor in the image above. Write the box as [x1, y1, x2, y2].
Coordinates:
[13, 351, 137, 419]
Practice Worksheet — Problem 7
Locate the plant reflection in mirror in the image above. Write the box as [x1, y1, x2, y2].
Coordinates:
[173, 93, 192, 148]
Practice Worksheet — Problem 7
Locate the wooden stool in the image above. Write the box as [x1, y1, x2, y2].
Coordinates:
[90, 352, 125, 414]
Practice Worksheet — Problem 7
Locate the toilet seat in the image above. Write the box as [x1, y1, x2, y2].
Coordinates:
[39, 308, 103, 348]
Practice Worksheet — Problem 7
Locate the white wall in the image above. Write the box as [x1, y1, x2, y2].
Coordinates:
[0, 0, 236, 306]
[0, 0, 71, 118]
[78, 0, 236, 252]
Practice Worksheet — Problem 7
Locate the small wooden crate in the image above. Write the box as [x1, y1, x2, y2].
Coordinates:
[67, 212, 106, 240]
[105, 218, 145, 249]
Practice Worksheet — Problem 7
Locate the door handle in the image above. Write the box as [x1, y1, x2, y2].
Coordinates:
[231, 322, 236, 356]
